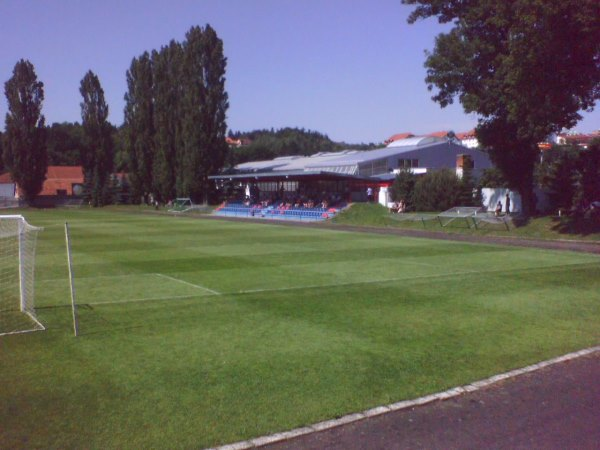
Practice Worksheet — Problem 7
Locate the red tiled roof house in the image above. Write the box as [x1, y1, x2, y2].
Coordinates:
[0, 166, 84, 204]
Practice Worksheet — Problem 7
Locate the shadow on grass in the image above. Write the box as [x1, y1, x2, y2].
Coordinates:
[511, 215, 531, 228]
[551, 215, 600, 236]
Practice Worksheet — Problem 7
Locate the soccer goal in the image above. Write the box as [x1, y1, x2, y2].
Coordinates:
[0, 215, 44, 336]
[169, 198, 194, 212]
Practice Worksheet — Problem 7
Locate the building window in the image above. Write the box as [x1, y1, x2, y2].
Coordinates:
[358, 158, 388, 176]
[398, 159, 419, 168]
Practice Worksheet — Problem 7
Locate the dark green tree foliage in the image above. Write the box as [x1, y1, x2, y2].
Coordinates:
[573, 140, 600, 213]
[390, 169, 417, 209]
[79, 71, 114, 206]
[538, 141, 600, 213]
[477, 167, 509, 189]
[179, 25, 229, 202]
[403, 0, 600, 215]
[0, 131, 4, 173]
[152, 41, 182, 202]
[112, 125, 128, 172]
[458, 166, 481, 206]
[124, 52, 155, 202]
[3, 59, 47, 202]
[537, 146, 580, 210]
[46, 122, 85, 165]
[412, 169, 461, 211]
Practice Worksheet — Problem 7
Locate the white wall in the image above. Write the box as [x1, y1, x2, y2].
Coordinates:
[481, 188, 519, 213]
[379, 186, 391, 206]
[481, 187, 549, 213]
[0, 183, 16, 198]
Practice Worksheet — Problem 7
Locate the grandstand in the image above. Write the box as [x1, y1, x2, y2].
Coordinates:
[214, 201, 341, 221]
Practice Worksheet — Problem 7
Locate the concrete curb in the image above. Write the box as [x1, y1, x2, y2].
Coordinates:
[209, 345, 600, 450]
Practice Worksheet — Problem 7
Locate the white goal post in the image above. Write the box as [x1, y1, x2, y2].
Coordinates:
[0, 215, 44, 336]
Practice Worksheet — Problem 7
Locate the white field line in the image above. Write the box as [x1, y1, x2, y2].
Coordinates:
[222, 266, 563, 295]
[38, 273, 159, 283]
[154, 273, 221, 296]
[87, 293, 207, 306]
[231, 270, 476, 295]
[36, 257, 597, 285]
[35, 260, 598, 307]
[210, 345, 600, 450]
[228, 259, 598, 296]
[39, 254, 599, 285]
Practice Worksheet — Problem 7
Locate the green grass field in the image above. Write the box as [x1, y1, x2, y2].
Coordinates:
[333, 203, 600, 241]
[2, 207, 600, 448]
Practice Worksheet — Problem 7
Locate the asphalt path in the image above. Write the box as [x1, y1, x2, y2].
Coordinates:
[263, 352, 600, 450]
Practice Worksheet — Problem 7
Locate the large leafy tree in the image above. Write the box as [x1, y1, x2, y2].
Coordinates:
[179, 25, 229, 202]
[3, 59, 47, 203]
[80, 70, 114, 206]
[403, 0, 600, 214]
[124, 52, 155, 203]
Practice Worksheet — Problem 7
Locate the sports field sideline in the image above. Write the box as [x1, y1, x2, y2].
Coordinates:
[2, 208, 599, 448]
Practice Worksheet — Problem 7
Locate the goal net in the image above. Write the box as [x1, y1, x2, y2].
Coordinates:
[0, 215, 44, 336]
[169, 198, 194, 212]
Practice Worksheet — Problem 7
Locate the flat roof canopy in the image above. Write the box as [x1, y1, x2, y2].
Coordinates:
[209, 170, 378, 183]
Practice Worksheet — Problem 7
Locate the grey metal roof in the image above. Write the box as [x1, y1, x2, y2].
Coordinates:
[235, 150, 361, 173]
[305, 140, 447, 169]
[218, 136, 492, 180]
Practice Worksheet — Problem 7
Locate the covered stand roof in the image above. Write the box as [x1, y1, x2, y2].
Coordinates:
[211, 136, 492, 183]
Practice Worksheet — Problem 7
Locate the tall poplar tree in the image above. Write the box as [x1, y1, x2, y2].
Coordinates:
[124, 52, 155, 203]
[403, 0, 600, 214]
[180, 25, 229, 202]
[80, 70, 114, 206]
[3, 59, 47, 203]
[152, 41, 182, 202]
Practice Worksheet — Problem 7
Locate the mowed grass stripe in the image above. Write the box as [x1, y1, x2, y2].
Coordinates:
[1, 208, 599, 449]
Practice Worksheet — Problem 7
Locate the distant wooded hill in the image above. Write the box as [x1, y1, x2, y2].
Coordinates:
[227, 128, 381, 166]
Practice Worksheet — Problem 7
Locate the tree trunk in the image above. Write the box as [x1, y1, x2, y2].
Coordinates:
[517, 184, 535, 217]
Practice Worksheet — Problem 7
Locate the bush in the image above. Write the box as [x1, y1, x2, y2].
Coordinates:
[412, 169, 462, 211]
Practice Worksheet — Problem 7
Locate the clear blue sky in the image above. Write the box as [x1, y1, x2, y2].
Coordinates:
[1, 0, 598, 143]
